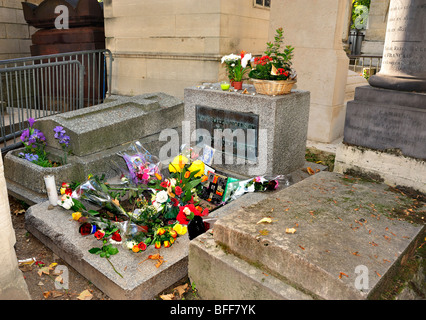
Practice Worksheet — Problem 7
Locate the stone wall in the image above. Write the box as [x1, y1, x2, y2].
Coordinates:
[0, 0, 42, 60]
[269, 0, 350, 143]
[103, 0, 270, 98]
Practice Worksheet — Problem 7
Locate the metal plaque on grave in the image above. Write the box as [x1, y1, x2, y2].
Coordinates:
[195, 105, 259, 161]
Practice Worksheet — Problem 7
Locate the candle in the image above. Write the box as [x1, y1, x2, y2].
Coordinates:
[220, 82, 230, 91]
[44, 175, 58, 206]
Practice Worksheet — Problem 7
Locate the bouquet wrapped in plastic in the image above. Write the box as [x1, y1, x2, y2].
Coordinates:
[118, 141, 162, 185]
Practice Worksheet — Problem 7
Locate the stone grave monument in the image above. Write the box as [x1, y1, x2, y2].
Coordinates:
[335, 0, 426, 193]
[184, 84, 311, 178]
[4, 93, 184, 204]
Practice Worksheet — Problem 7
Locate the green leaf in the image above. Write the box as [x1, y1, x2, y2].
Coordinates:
[183, 178, 202, 192]
[88, 247, 101, 254]
[107, 246, 119, 255]
[100, 251, 106, 258]
[88, 209, 100, 216]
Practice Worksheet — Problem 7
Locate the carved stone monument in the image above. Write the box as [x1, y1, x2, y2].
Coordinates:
[335, 0, 426, 193]
[369, 0, 426, 92]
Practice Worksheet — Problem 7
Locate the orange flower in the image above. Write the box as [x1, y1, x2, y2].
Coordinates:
[155, 173, 162, 180]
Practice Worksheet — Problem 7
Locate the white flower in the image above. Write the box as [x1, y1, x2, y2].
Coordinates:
[58, 194, 73, 210]
[152, 201, 164, 212]
[155, 190, 168, 204]
[241, 53, 252, 68]
[221, 54, 240, 64]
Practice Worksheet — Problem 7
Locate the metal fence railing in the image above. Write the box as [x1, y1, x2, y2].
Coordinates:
[348, 55, 382, 78]
[0, 49, 113, 154]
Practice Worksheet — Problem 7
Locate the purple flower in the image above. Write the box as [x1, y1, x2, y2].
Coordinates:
[20, 129, 29, 142]
[28, 118, 36, 128]
[24, 153, 39, 162]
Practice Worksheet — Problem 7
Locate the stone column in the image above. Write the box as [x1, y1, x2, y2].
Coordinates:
[0, 155, 31, 300]
[369, 0, 426, 92]
[269, 0, 350, 143]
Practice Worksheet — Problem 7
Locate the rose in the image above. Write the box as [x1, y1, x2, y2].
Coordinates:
[138, 242, 147, 251]
[173, 223, 188, 236]
[94, 230, 105, 240]
[174, 186, 183, 196]
[155, 190, 168, 204]
[176, 204, 209, 225]
[111, 231, 121, 242]
[171, 197, 179, 207]
[72, 212, 82, 221]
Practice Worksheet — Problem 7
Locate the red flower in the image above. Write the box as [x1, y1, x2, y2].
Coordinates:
[138, 242, 147, 251]
[111, 231, 121, 242]
[171, 197, 179, 207]
[176, 204, 208, 225]
[175, 186, 183, 196]
[64, 188, 72, 196]
[94, 230, 105, 240]
[160, 181, 169, 188]
[277, 68, 289, 77]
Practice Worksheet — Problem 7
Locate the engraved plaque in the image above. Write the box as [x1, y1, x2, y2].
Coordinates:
[195, 105, 259, 161]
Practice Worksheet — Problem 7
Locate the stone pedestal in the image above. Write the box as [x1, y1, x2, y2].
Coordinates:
[184, 84, 310, 177]
[369, 0, 426, 92]
[343, 85, 426, 160]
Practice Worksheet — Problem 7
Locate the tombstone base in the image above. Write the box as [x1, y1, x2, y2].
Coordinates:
[343, 85, 426, 160]
[369, 74, 426, 93]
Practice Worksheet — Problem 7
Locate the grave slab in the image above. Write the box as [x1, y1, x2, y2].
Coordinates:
[25, 201, 190, 300]
[189, 171, 425, 300]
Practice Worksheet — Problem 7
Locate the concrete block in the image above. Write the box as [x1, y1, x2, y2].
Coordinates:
[210, 172, 425, 300]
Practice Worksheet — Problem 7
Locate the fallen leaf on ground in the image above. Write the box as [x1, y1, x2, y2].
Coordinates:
[259, 229, 269, 236]
[285, 228, 297, 234]
[77, 289, 93, 300]
[43, 291, 51, 299]
[160, 293, 175, 300]
[55, 275, 64, 284]
[37, 267, 50, 276]
[339, 272, 349, 279]
[257, 217, 273, 224]
[174, 283, 189, 298]
[299, 245, 305, 250]
[51, 291, 63, 298]
[307, 167, 315, 175]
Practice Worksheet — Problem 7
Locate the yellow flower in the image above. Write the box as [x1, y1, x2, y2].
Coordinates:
[173, 223, 188, 236]
[72, 212, 82, 221]
[169, 155, 189, 173]
[188, 160, 205, 177]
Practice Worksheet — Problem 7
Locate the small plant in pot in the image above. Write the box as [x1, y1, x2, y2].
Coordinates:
[249, 28, 297, 95]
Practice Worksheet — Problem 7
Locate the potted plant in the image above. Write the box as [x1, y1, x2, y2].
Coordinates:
[221, 51, 252, 90]
[249, 28, 297, 95]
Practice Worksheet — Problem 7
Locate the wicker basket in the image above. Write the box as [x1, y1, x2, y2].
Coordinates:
[251, 79, 297, 96]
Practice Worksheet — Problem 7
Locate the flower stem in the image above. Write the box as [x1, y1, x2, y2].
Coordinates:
[106, 258, 123, 278]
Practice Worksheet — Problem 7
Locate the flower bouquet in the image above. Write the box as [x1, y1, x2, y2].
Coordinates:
[118, 141, 162, 185]
[249, 28, 297, 95]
